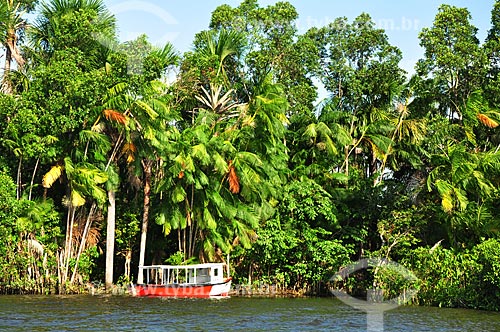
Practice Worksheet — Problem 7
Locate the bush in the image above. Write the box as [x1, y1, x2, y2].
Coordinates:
[401, 239, 500, 310]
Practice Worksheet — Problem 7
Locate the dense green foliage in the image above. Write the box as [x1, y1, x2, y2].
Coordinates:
[0, 0, 500, 310]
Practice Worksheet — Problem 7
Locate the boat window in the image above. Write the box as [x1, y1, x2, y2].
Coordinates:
[214, 268, 219, 277]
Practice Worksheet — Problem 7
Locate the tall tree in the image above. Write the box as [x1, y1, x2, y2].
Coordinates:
[0, 0, 37, 93]
[42, 156, 108, 291]
[195, 28, 246, 85]
[209, 0, 319, 117]
[102, 68, 178, 287]
[157, 74, 289, 263]
[416, 5, 487, 122]
[485, 1, 500, 106]
[96, 36, 179, 286]
[30, 0, 116, 68]
[308, 13, 406, 179]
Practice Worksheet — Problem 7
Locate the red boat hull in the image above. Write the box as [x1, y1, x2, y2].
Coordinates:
[132, 278, 232, 298]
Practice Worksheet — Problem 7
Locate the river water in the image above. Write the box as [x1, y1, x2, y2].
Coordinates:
[1, 295, 499, 331]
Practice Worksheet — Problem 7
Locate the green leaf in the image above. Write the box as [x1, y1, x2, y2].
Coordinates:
[436, 180, 454, 212]
[172, 185, 186, 203]
[71, 190, 86, 207]
[135, 100, 159, 119]
[192, 144, 210, 165]
[204, 208, 217, 230]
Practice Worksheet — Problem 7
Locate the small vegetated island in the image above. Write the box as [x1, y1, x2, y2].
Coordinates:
[0, 0, 500, 311]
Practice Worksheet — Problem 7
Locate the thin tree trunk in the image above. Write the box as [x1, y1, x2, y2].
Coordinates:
[344, 146, 349, 179]
[192, 222, 199, 260]
[105, 190, 116, 290]
[183, 228, 187, 261]
[248, 264, 252, 286]
[189, 184, 195, 258]
[64, 207, 76, 285]
[106, 134, 124, 170]
[70, 204, 97, 284]
[100, 134, 123, 287]
[137, 159, 152, 284]
[63, 206, 72, 274]
[28, 157, 40, 201]
[57, 250, 63, 294]
[177, 228, 182, 253]
[16, 155, 22, 200]
[124, 249, 132, 281]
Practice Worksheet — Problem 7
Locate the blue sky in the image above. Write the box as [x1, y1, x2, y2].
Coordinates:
[103, 0, 496, 74]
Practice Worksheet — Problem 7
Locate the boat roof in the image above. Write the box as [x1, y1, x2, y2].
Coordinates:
[140, 263, 226, 269]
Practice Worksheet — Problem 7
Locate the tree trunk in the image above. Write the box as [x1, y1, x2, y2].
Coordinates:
[63, 206, 76, 285]
[70, 204, 97, 285]
[2, 29, 24, 94]
[28, 157, 40, 201]
[124, 249, 132, 281]
[105, 190, 116, 290]
[16, 155, 22, 200]
[6, 29, 25, 67]
[137, 159, 152, 284]
[2, 42, 12, 94]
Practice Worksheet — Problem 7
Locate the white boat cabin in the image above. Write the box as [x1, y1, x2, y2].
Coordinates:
[140, 263, 228, 285]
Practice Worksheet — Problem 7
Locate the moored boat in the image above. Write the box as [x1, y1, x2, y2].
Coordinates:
[132, 263, 232, 298]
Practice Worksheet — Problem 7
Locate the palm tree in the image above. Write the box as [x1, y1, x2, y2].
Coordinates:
[100, 78, 179, 285]
[119, 45, 179, 285]
[29, 0, 115, 64]
[289, 112, 351, 180]
[155, 76, 289, 263]
[137, 94, 180, 282]
[156, 115, 264, 262]
[195, 28, 246, 84]
[462, 91, 500, 150]
[42, 156, 108, 291]
[375, 98, 427, 185]
[0, 0, 36, 93]
[15, 197, 58, 293]
[426, 143, 500, 245]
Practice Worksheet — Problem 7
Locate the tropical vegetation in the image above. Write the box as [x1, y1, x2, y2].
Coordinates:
[0, 0, 500, 311]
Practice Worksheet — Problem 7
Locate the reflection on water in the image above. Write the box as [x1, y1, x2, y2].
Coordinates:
[0, 295, 499, 331]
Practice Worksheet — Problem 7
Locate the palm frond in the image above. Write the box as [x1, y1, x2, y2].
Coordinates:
[122, 142, 137, 163]
[107, 82, 129, 97]
[212, 151, 229, 174]
[42, 164, 64, 188]
[477, 113, 499, 128]
[435, 180, 454, 212]
[228, 161, 240, 194]
[210, 190, 237, 219]
[103, 109, 128, 125]
[203, 207, 217, 230]
[79, 130, 111, 151]
[191, 144, 210, 165]
[134, 100, 159, 119]
[70, 190, 86, 207]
